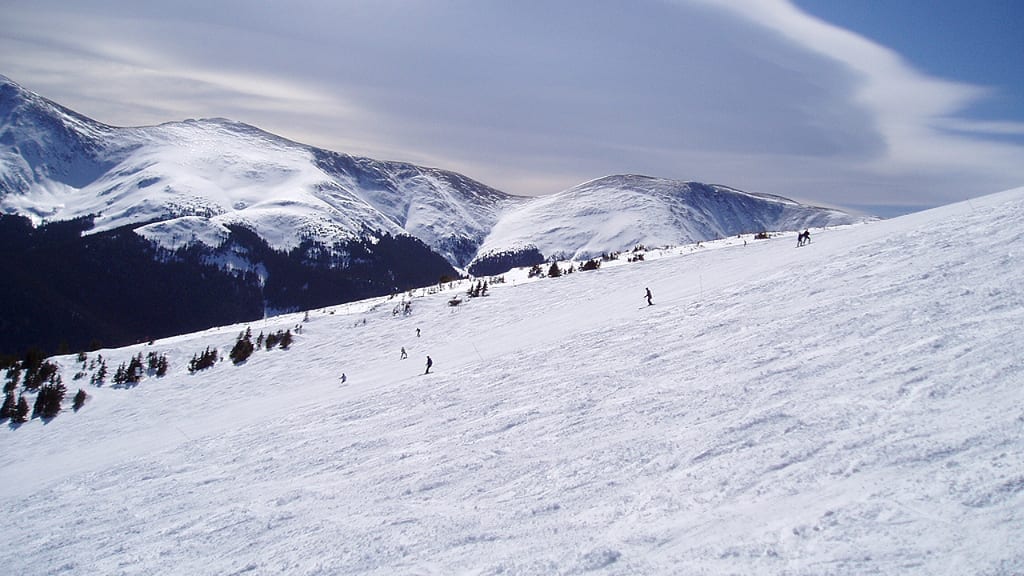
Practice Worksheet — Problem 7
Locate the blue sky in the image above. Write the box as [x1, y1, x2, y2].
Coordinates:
[795, 0, 1024, 125]
[2, 0, 1023, 216]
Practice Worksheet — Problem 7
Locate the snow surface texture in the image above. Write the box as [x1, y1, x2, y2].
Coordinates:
[2, 188, 1022, 575]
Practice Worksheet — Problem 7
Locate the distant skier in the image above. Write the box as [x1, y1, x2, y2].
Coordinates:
[340, 373, 347, 383]
[797, 229, 811, 247]
[416, 328, 421, 338]
[425, 355, 433, 374]
[645, 287, 653, 306]
[400, 347, 408, 359]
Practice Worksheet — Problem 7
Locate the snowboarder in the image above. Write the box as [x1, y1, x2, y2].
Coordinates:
[425, 355, 433, 374]
[645, 287, 653, 306]
[400, 347, 408, 359]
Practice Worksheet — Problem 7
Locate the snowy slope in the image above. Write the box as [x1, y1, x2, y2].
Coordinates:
[474, 175, 864, 262]
[1, 187, 1021, 575]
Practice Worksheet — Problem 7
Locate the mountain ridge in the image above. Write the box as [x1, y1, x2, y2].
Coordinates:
[1, 74, 868, 270]
[1, 74, 870, 355]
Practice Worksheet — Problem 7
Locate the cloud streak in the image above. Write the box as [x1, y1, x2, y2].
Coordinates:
[1, 0, 1022, 214]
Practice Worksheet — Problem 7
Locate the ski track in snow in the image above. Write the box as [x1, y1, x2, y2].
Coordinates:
[1, 190, 1023, 575]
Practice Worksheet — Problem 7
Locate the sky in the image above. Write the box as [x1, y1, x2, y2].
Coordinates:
[1, 0, 1023, 216]
[2, 187, 1023, 574]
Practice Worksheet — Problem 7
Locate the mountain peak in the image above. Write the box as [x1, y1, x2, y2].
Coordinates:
[2, 76, 868, 273]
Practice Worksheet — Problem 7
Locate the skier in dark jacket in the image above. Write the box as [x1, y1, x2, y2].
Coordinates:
[425, 355, 433, 374]
[645, 287, 653, 306]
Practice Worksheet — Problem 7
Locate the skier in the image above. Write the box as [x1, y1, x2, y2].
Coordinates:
[425, 355, 433, 374]
[803, 229, 811, 245]
[340, 373, 347, 383]
[400, 347, 408, 359]
[645, 287, 653, 306]
[416, 328, 421, 338]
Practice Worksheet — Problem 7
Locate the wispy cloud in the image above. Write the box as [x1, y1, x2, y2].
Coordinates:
[1, 0, 1023, 212]
[688, 0, 1024, 200]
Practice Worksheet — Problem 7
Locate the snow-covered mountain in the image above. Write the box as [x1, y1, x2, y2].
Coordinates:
[0, 74, 514, 269]
[2, 187, 1021, 575]
[475, 174, 860, 264]
[1, 74, 866, 271]
[0, 74, 869, 355]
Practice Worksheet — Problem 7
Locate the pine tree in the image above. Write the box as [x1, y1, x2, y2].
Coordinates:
[0, 390, 14, 420]
[72, 389, 88, 412]
[12, 395, 29, 423]
[265, 331, 280, 349]
[188, 347, 218, 373]
[91, 356, 108, 385]
[147, 351, 169, 376]
[3, 366, 20, 394]
[126, 354, 144, 383]
[33, 375, 66, 419]
[548, 261, 562, 278]
[229, 328, 255, 364]
[23, 360, 58, 390]
[113, 362, 128, 385]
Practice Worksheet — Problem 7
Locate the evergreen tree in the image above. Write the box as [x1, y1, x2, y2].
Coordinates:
[91, 356, 108, 385]
[229, 328, 255, 364]
[548, 261, 562, 278]
[3, 366, 20, 394]
[188, 347, 218, 373]
[113, 362, 128, 385]
[126, 354, 144, 383]
[23, 360, 58, 390]
[0, 390, 14, 420]
[72, 389, 88, 412]
[33, 375, 66, 419]
[12, 395, 29, 423]
[112, 356, 143, 386]
[147, 352, 169, 377]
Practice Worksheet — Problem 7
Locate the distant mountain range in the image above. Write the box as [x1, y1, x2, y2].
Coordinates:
[0, 74, 869, 356]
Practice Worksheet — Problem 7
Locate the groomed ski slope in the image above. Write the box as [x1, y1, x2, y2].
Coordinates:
[1, 188, 1022, 575]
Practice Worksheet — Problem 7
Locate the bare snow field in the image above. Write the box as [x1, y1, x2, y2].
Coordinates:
[2, 188, 1022, 575]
